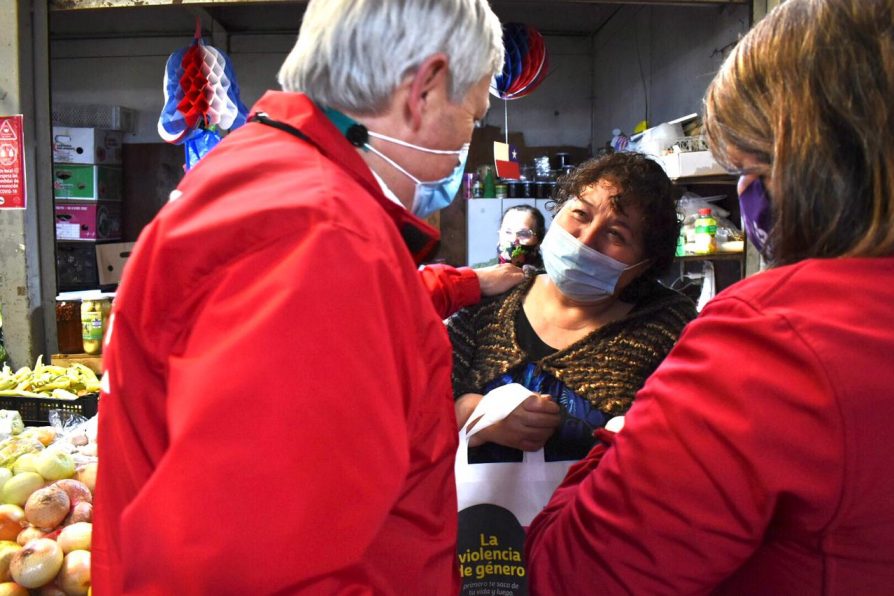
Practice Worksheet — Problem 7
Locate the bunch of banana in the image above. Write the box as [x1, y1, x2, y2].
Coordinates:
[0, 357, 101, 399]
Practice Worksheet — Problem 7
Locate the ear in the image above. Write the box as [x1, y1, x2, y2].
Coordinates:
[405, 53, 450, 131]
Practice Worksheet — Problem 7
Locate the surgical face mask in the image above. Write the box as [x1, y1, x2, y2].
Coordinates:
[540, 221, 641, 303]
[364, 131, 469, 219]
[738, 176, 773, 256]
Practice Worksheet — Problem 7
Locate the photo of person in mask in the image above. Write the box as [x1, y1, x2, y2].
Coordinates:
[449, 152, 696, 463]
[497, 205, 546, 272]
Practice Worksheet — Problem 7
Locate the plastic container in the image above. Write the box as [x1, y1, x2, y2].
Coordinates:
[81, 298, 111, 355]
[0, 393, 98, 427]
[693, 208, 718, 255]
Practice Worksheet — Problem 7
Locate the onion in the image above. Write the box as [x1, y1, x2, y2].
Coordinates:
[52, 480, 91, 508]
[24, 487, 69, 531]
[56, 550, 90, 596]
[0, 507, 25, 543]
[16, 527, 46, 546]
[73, 465, 96, 495]
[34, 450, 75, 483]
[63, 502, 92, 527]
[2, 473, 45, 507]
[0, 541, 21, 582]
[37, 585, 67, 596]
[9, 538, 63, 589]
[57, 523, 91, 554]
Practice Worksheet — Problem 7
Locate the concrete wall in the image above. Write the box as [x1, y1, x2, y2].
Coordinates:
[49, 2, 749, 149]
[590, 4, 749, 145]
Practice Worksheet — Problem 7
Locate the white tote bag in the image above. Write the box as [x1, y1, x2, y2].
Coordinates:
[454, 384, 575, 596]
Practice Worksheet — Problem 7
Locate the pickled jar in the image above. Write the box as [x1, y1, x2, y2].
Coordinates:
[81, 298, 111, 355]
[55, 299, 82, 354]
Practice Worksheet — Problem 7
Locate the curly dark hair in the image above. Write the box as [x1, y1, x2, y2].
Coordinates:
[550, 152, 679, 279]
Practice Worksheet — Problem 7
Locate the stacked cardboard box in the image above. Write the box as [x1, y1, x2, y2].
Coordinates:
[52, 126, 124, 290]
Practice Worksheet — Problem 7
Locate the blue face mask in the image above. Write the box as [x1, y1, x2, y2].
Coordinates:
[364, 131, 469, 219]
[540, 219, 642, 303]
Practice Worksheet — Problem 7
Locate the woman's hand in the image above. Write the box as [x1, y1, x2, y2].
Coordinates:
[471, 394, 561, 451]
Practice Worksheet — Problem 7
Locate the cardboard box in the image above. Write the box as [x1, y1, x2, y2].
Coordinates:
[53, 164, 123, 201]
[56, 241, 99, 291]
[660, 150, 727, 179]
[96, 242, 135, 287]
[52, 126, 123, 164]
[55, 200, 122, 241]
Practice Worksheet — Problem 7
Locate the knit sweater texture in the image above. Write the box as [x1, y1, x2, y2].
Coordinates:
[447, 277, 697, 416]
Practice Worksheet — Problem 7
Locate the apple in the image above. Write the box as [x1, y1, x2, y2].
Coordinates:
[9, 538, 63, 589]
[34, 450, 75, 482]
[2, 474, 44, 507]
[0, 507, 25, 542]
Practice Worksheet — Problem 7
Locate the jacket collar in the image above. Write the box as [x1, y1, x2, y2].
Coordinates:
[249, 91, 440, 264]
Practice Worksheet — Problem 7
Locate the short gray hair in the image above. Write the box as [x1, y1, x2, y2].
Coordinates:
[277, 0, 504, 114]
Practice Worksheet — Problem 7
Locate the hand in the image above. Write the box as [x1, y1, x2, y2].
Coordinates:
[474, 263, 526, 297]
[471, 394, 561, 451]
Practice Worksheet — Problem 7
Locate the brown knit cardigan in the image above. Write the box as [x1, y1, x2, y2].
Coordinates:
[447, 277, 697, 417]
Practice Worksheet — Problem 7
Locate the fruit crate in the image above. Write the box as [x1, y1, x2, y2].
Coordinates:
[0, 393, 98, 426]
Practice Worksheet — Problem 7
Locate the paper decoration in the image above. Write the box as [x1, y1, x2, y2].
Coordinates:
[158, 19, 249, 169]
[491, 23, 549, 101]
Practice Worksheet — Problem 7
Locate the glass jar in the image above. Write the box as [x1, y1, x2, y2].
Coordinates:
[55, 299, 83, 354]
[81, 298, 111, 355]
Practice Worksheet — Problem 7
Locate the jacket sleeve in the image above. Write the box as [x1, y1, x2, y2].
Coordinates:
[525, 295, 842, 594]
[419, 263, 481, 319]
[116, 224, 422, 594]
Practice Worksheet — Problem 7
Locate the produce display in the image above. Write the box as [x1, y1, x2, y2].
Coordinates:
[0, 358, 100, 400]
[0, 416, 97, 595]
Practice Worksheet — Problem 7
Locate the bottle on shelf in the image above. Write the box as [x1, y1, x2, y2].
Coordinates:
[693, 208, 718, 255]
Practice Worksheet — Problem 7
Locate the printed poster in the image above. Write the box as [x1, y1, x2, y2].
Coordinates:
[0, 115, 26, 210]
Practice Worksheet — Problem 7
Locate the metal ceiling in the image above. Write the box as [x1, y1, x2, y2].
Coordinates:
[48, 0, 746, 39]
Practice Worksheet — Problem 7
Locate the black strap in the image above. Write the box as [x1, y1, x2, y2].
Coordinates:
[249, 112, 313, 145]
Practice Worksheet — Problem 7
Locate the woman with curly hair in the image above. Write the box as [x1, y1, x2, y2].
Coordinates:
[449, 151, 696, 463]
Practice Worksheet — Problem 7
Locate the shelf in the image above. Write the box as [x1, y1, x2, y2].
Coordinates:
[673, 174, 737, 185]
[675, 252, 744, 262]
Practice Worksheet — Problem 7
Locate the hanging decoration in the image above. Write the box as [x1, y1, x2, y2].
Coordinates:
[490, 23, 549, 101]
[158, 19, 249, 170]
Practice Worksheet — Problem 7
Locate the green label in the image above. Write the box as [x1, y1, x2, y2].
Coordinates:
[82, 312, 103, 341]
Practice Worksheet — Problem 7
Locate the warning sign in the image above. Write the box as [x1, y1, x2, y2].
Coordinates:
[0, 115, 25, 209]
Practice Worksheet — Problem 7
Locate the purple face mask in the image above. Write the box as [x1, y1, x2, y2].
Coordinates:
[738, 177, 773, 255]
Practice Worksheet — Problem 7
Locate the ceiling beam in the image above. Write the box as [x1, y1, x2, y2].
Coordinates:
[50, 0, 743, 10]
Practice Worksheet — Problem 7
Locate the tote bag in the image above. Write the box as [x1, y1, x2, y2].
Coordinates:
[455, 384, 575, 596]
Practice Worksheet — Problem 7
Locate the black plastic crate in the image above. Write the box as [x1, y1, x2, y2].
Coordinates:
[0, 393, 98, 426]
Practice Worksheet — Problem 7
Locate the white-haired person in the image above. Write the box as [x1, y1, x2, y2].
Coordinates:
[92, 1, 503, 593]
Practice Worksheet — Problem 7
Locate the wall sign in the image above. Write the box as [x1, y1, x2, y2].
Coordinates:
[0, 115, 26, 210]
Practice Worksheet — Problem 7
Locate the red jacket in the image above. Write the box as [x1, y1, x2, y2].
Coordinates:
[526, 256, 894, 594]
[421, 264, 480, 320]
[93, 92, 460, 595]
